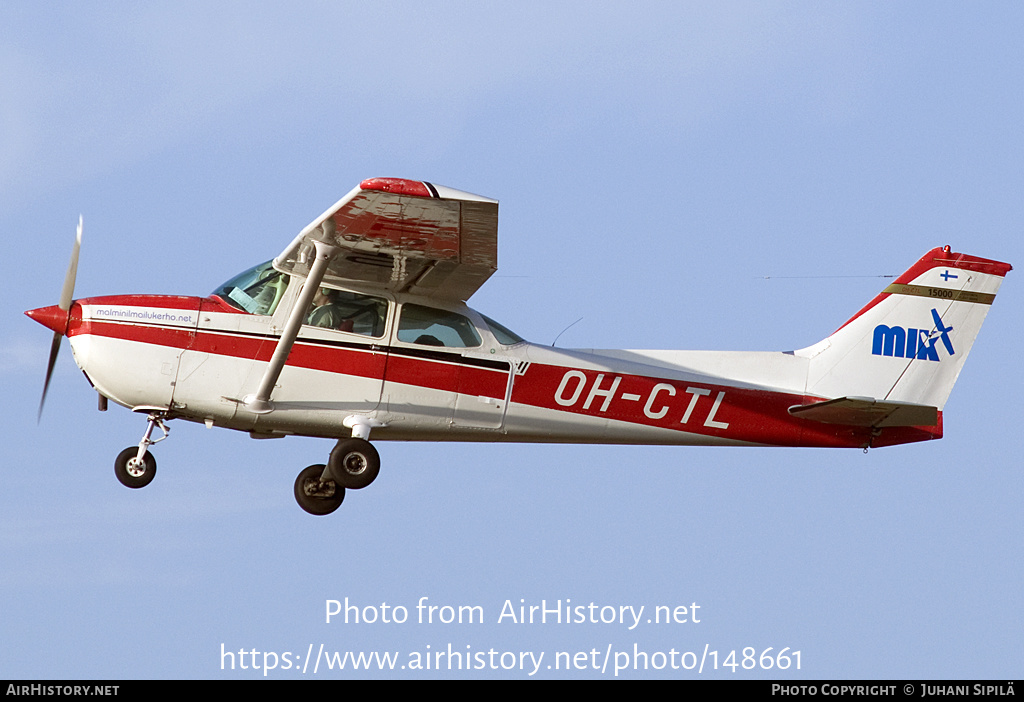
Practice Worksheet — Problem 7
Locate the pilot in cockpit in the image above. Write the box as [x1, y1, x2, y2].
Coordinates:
[307, 288, 354, 332]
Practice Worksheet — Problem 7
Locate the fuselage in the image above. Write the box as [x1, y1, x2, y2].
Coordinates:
[46, 270, 939, 450]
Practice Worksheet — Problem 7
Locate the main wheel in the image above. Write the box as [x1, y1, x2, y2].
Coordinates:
[114, 447, 157, 489]
[294, 464, 345, 515]
[328, 438, 380, 489]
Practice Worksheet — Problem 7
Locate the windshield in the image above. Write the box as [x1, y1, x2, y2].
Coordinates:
[212, 261, 290, 315]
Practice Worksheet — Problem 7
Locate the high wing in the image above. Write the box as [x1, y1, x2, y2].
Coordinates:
[274, 178, 498, 301]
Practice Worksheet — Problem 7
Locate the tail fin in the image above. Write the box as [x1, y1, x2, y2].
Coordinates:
[798, 246, 1011, 411]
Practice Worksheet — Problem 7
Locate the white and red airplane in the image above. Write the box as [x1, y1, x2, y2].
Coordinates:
[26, 178, 1012, 515]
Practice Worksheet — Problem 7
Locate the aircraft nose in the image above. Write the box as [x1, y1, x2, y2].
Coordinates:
[25, 305, 70, 335]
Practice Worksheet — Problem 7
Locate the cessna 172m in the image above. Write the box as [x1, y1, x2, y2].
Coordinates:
[26, 178, 1012, 515]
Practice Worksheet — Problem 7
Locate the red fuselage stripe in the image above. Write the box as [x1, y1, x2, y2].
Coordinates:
[70, 317, 507, 400]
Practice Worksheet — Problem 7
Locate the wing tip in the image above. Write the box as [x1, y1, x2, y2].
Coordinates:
[358, 177, 497, 204]
[359, 177, 434, 198]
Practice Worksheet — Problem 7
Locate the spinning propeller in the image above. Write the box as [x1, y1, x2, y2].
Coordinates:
[25, 216, 82, 421]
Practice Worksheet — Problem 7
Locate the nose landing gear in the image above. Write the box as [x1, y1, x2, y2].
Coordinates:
[113, 413, 168, 489]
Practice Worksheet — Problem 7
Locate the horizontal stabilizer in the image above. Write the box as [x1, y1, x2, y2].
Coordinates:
[788, 396, 938, 428]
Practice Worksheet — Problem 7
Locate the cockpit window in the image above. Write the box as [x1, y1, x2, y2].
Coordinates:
[305, 288, 388, 338]
[212, 261, 291, 316]
[480, 314, 525, 345]
[397, 304, 482, 348]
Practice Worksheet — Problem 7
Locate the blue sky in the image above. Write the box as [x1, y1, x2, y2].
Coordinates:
[2, 2, 1021, 679]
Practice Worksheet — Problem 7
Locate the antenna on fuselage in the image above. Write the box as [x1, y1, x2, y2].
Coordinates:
[551, 316, 583, 347]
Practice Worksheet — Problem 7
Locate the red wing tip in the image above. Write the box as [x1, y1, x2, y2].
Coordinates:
[359, 178, 435, 198]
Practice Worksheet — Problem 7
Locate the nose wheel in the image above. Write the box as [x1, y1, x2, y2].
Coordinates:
[113, 412, 168, 489]
[114, 446, 157, 488]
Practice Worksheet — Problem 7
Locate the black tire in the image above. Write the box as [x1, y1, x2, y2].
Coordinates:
[294, 464, 344, 516]
[328, 438, 381, 489]
[114, 446, 157, 489]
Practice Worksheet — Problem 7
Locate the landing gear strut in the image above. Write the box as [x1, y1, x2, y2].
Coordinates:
[114, 413, 168, 489]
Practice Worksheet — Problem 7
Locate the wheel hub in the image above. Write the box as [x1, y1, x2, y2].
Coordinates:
[343, 452, 367, 475]
[303, 478, 336, 498]
[126, 458, 147, 477]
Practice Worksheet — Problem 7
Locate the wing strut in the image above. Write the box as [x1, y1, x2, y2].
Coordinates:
[244, 237, 338, 414]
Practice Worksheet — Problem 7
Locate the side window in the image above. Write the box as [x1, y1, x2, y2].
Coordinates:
[305, 288, 388, 338]
[397, 304, 482, 348]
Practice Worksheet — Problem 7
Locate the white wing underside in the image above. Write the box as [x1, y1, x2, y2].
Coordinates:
[273, 178, 498, 302]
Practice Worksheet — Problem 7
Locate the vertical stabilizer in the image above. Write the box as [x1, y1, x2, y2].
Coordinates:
[798, 247, 1011, 411]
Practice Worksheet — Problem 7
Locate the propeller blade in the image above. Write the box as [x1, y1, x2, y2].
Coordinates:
[36, 216, 82, 422]
[38, 332, 63, 421]
[59, 216, 82, 311]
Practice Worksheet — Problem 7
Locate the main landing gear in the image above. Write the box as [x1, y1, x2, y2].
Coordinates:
[113, 412, 168, 489]
[293, 437, 381, 516]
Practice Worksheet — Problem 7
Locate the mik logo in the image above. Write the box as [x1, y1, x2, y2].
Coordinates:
[872, 308, 954, 362]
